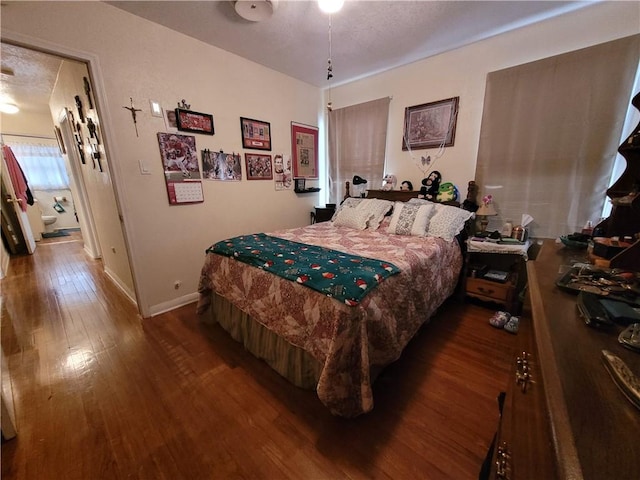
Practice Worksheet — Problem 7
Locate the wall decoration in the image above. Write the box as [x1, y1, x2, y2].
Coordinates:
[157, 133, 203, 205]
[83, 77, 94, 109]
[164, 109, 178, 131]
[274, 154, 293, 190]
[175, 108, 214, 135]
[54, 126, 66, 154]
[202, 149, 242, 181]
[123, 97, 142, 137]
[291, 122, 319, 179]
[74, 133, 85, 165]
[75, 95, 85, 123]
[240, 117, 271, 151]
[402, 96, 459, 150]
[245, 153, 273, 180]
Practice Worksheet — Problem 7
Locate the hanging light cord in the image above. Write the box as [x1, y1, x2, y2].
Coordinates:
[327, 15, 333, 81]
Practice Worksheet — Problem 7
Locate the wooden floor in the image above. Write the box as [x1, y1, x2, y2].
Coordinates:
[1, 236, 517, 480]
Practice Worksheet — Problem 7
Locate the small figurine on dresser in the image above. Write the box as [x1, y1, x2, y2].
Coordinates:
[419, 170, 441, 201]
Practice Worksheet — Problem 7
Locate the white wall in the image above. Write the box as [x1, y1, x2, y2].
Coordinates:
[1, 1, 321, 317]
[325, 1, 640, 202]
[50, 59, 135, 300]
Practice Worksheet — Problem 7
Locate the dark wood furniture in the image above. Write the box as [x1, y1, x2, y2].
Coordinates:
[463, 243, 531, 314]
[492, 239, 640, 479]
[311, 205, 335, 224]
[595, 91, 640, 270]
[365, 189, 419, 202]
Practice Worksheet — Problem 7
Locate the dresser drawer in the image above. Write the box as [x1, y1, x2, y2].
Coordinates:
[466, 277, 513, 302]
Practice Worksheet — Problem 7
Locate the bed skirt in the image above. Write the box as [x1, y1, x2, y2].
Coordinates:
[202, 292, 322, 390]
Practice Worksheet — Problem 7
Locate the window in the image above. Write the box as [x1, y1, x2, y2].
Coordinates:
[327, 97, 391, 202]
[475, 34, 639, 239]
[5, 141, 69, 190]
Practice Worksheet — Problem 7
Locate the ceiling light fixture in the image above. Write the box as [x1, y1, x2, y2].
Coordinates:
[0, 102, 19, 114]
[318, 0, 344, 14]
[234, 0, 278, 22]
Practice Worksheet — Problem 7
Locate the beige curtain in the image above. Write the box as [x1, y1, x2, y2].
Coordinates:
[328, 97, 391, 202]
[476, 34, 640, 239]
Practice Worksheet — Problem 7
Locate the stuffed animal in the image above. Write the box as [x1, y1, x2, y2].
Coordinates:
[437, 182, 459, 203]
[418, 170, 441, 201]
[400, 180, 413, 191]
[381, 174, 397, 191]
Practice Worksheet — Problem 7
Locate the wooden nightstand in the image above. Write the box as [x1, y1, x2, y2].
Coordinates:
[311, 205, 335, 224]
[463, 240, 533, 313]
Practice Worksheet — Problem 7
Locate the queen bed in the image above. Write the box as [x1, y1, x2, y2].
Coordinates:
[196, 191, 475, 417]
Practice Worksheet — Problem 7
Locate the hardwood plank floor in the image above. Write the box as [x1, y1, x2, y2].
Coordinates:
[1, 237, 517, 479]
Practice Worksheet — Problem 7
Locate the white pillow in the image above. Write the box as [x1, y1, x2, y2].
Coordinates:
[427, 204, 474, 241]
[332, 205, 370, 230]
[331, 197, 364, 221]
[408, 198, 435, 205]
[356, 198, 393, 230]
[387, 202, 436, 236]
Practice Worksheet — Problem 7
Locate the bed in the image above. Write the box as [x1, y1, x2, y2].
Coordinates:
[196, 190, 475, 417]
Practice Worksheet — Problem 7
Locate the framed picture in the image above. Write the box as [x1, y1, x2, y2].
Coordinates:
[291, 122, 318, 179]
[202, 149, 242, 181]
[240, 117, 271, 150]
[245, 153, 273, 180]
[402, 96, 459, 150]
[156, 132, 201, 178]
[175, 108, 214, 135]
[54, 126, 66, 154]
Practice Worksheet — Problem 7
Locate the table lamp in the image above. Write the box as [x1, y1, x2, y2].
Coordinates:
[476, 201, 497, 235]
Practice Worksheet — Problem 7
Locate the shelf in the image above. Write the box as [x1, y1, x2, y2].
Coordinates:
[294, 187, 321, 194]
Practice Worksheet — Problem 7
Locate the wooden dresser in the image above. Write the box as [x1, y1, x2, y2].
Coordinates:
[491, 239, 640, 479]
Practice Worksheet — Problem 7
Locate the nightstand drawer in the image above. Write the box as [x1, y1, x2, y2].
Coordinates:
[466, 277, 513, 302]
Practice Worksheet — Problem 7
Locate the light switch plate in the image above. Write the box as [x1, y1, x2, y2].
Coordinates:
[150, 100, 163, 118]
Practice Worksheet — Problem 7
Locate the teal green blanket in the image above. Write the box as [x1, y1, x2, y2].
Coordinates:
[207, 233, 400, 306]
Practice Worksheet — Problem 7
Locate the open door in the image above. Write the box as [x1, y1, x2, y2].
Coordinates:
[1, 146, 35, 254]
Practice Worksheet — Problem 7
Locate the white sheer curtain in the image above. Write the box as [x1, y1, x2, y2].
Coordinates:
[328, 97, 391, 203]
[476, 34, 639, 239]
[5, 142, 69, 190]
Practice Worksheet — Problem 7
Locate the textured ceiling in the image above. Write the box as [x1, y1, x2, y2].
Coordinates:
[109, 0, 588, 87]
[0, 43, 63, 114]
[1, 1, 589, 115]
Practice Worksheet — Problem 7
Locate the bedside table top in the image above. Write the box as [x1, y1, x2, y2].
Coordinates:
[467, 238, 532, 258]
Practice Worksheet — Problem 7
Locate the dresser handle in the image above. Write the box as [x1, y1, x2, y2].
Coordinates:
[516, 353, 533, 393]
[495, 441, 511, 480]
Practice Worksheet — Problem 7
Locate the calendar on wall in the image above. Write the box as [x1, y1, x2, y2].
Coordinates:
[157, 132, 204, 205]
[165, 179, 204, 205]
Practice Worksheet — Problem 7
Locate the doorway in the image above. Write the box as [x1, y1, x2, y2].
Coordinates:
[0, 41, 137, 306]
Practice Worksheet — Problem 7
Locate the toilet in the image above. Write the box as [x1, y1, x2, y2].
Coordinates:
[42, 215, 58, 233]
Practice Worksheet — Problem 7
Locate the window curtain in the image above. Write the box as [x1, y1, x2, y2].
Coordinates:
[328, 97, 391, 202]
[475, 34, 640, 239]
[5, 142, 69, 190]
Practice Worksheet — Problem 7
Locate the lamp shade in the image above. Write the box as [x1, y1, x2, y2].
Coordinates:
[476, 203, 497, 216]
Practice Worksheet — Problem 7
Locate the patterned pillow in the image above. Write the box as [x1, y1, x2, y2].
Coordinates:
[427, 204, 474, 241]
[387, 202, 436, 236]
[331, 197, 364, 221]
[332, 205, 370, 230]
[356, 198, 394, 229]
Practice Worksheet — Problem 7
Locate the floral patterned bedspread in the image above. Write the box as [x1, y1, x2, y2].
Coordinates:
[197, 221, 463, 417]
